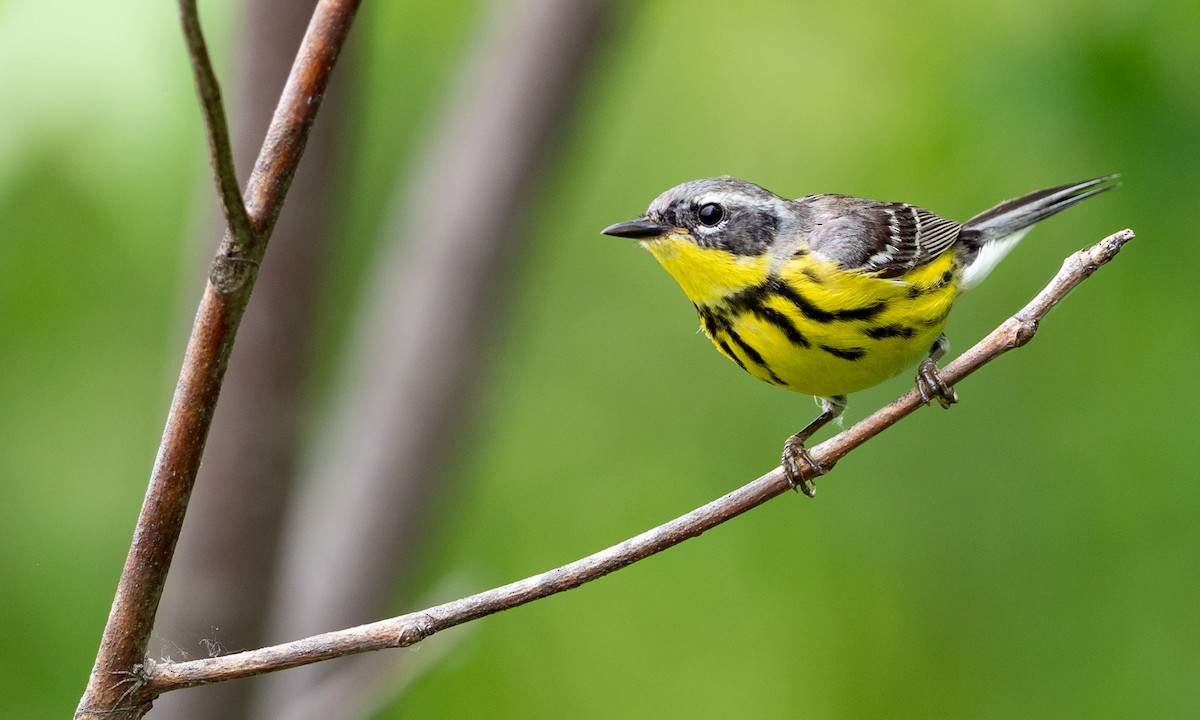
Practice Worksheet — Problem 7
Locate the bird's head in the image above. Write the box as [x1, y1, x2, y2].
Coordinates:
[602, 177, 792, 303]
[601, 177, 791, 257]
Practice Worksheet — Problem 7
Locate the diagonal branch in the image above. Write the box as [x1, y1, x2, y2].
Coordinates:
[178, 0, 254, 249]
[75, 2, 361, 718]
[142, 227, 1135, 694]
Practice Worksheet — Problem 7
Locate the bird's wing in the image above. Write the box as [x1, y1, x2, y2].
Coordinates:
[796, 195, 962, 279]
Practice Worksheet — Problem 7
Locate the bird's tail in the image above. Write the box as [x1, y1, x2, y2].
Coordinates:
[958, 174, 1118, 290]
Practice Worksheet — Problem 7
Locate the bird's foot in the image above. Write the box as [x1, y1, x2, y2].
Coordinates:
[782, 433, 833, 498]
[916, 357, 958, 409]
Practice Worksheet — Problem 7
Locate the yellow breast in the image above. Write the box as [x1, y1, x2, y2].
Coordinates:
[645, 235, 959, 398]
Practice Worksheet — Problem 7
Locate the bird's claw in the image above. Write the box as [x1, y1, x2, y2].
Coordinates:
[916, 358, 958, 409]
[782, 434, 832, 497]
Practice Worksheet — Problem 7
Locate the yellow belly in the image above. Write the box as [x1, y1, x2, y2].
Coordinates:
[646, 237, 960, 398]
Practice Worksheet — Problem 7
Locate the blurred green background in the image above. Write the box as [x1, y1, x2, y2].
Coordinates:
[3, 0, 1199, 717]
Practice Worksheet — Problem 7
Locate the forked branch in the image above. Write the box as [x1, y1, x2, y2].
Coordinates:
[74, 2, 361, 718]
[139, 227, 1135, 694]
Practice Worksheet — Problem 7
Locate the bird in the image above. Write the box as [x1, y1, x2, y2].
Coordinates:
[602, 175, 1116, 496]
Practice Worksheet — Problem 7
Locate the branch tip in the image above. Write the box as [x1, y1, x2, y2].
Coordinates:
[1089, 227, 1135, 265]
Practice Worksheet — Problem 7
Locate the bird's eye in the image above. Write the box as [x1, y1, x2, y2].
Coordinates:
[697, 202, 725, 227]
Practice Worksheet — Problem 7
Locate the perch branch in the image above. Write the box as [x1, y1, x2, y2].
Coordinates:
[74, 2, 361, 718]
[142, 227, 1135, 693]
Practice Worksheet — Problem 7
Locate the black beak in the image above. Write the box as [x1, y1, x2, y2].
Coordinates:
[601, 218, 670, 239]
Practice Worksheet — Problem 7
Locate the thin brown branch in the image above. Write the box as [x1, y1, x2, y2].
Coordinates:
[75, 2, 361, 719]
[142, 227, 1135, 694]
[178, 0, 254, 248]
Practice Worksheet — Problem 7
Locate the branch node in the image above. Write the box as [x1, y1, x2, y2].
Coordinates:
[104, 662, 153, 711]
[1011, 317, 1039, 347]
[208, 252, 261, 296]
[397, 614, 437, 648]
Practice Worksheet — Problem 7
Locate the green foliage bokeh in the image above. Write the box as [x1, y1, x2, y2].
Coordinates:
[2, 0, 1198, 717]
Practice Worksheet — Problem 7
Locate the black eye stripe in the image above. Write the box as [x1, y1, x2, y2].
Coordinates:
[698, 202, 725, 226]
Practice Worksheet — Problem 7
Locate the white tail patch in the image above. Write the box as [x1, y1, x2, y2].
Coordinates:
[960, 228, 1032, 290]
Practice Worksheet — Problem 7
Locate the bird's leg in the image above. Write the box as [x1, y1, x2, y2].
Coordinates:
[915, 333, 958, 409]
[782, 396, 846, 497]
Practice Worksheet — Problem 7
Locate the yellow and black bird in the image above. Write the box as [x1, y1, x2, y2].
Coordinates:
[602, 175, 1116, 495]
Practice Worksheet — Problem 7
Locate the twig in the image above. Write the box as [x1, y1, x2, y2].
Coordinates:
[178, 0, 254, 249]
[74, 2, 361, 719]
[142, 228, 1135, 694]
